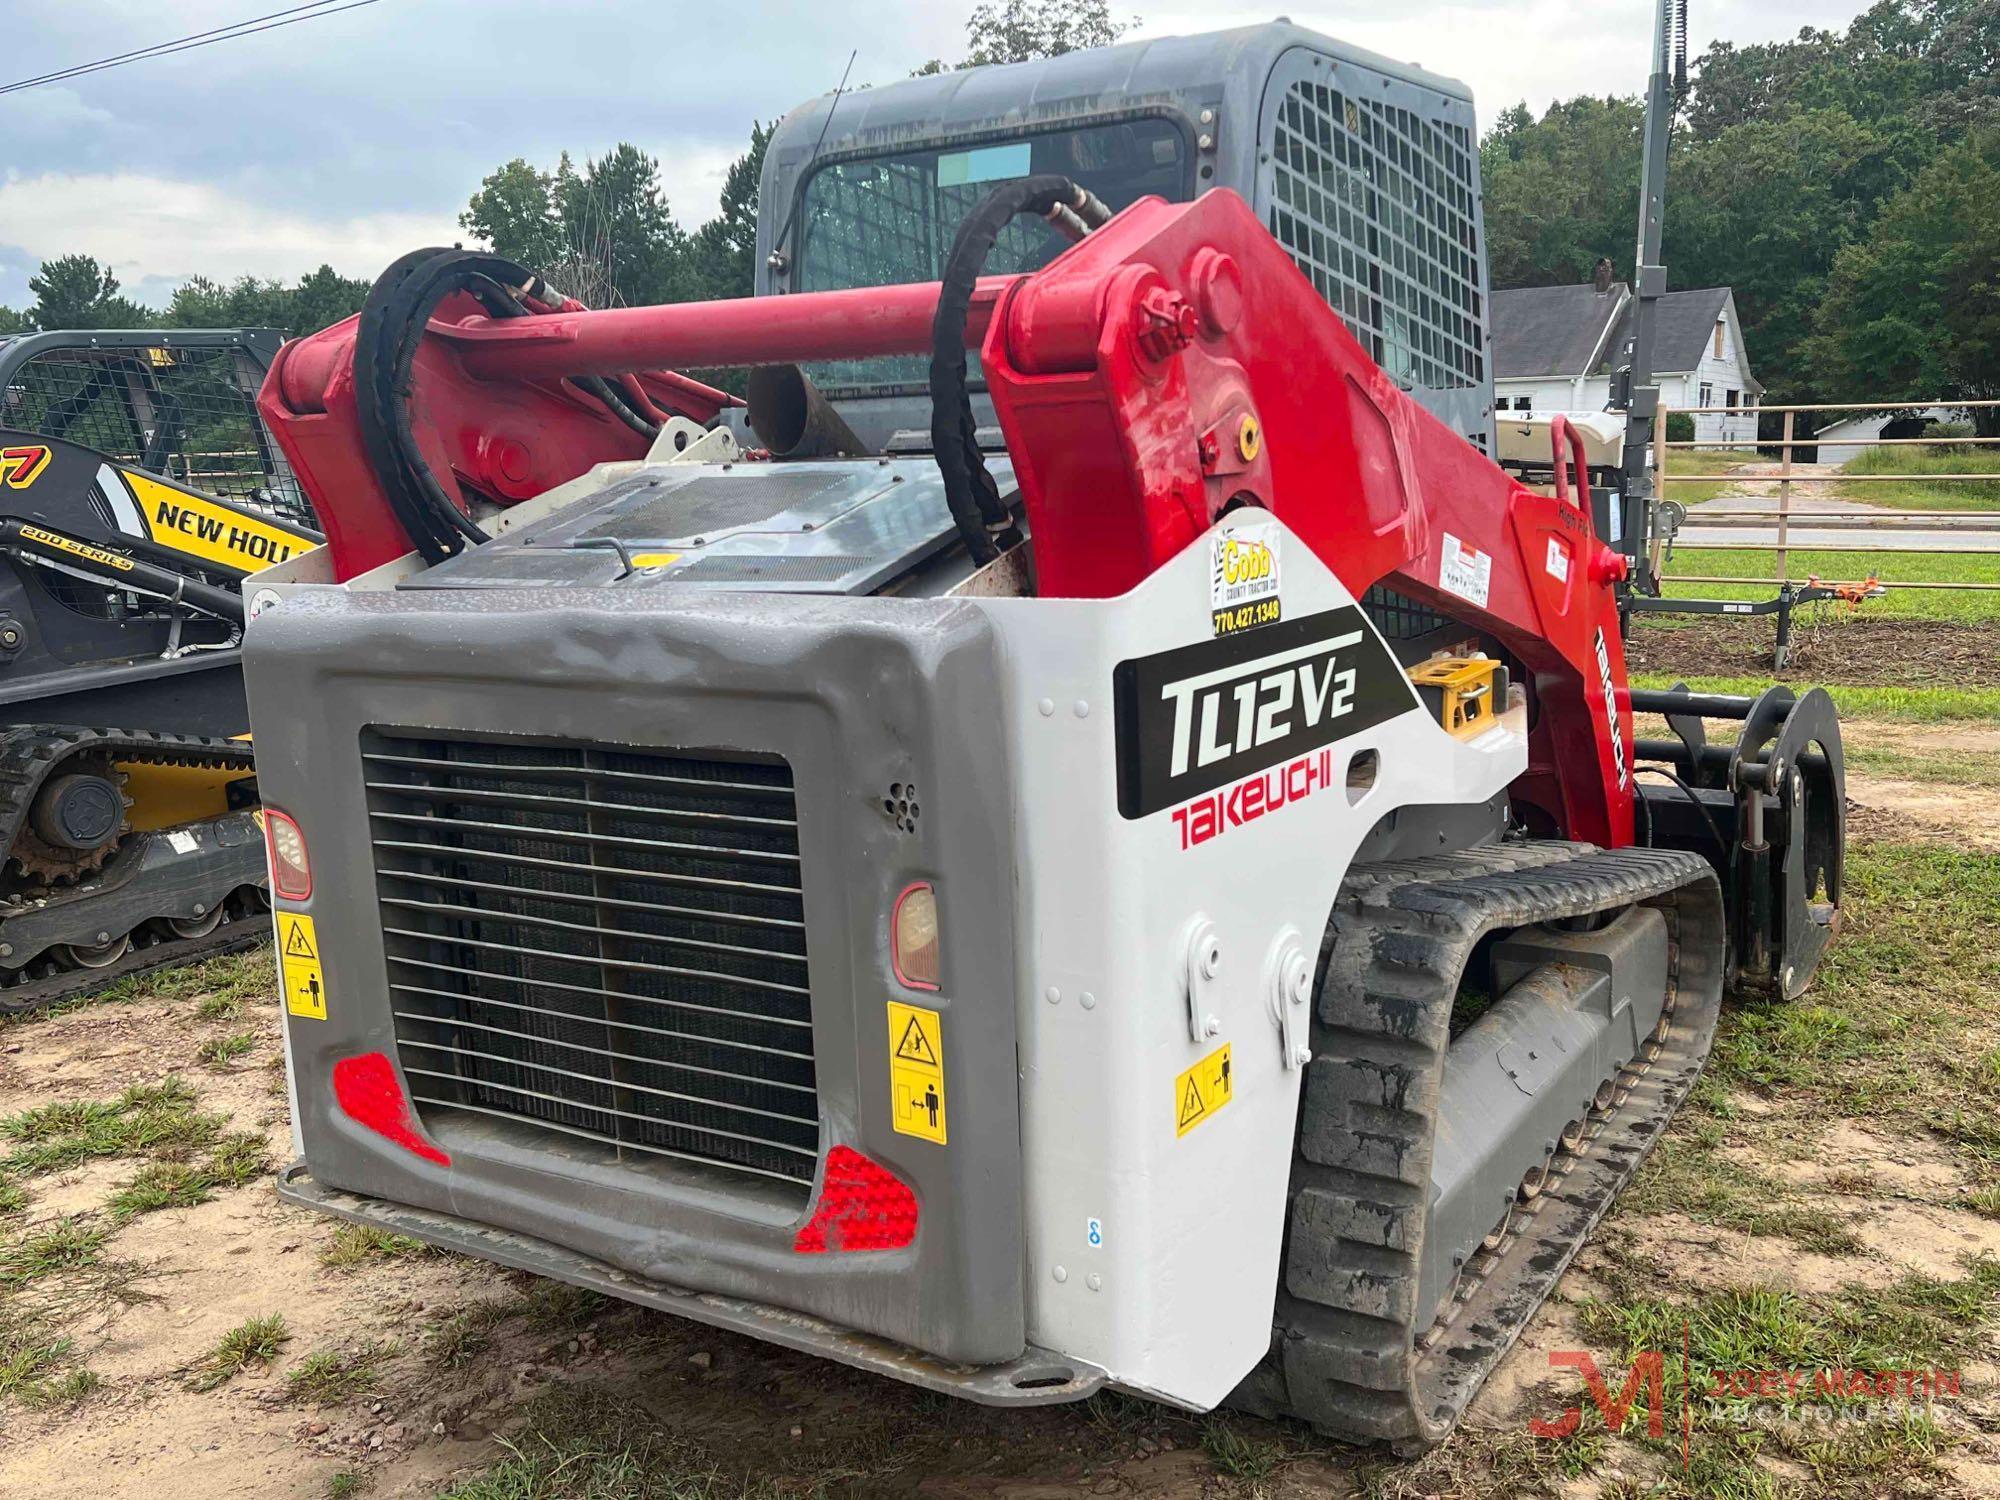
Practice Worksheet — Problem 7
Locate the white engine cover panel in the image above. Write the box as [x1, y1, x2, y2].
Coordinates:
[975, 512, 1525, 1409]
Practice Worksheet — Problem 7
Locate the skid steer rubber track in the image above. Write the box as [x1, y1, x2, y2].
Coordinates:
[0, 727, 267, 1018]
[1236, 840, 1726, 1452]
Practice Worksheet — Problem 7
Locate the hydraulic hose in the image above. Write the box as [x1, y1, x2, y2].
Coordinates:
[929, 175, 1108, 566]
[353, 249, 662, 566]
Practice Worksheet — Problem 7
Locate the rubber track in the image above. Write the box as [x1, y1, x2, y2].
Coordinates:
[0, 726, 261, 1017]
[0, 914, 266, 1018]
[0, 727, 255, 865]
[1236, 840, 1726, 1452]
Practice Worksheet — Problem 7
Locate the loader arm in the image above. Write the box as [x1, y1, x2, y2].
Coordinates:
[261, 191, 1633, 846]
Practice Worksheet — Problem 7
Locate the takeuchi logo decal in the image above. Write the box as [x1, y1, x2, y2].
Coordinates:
[1172, 747, 1338, 850]
[1113, 606, 1417, 820]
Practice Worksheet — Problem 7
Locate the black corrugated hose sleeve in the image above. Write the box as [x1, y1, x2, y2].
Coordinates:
[354, 248, 659, 565]
[928, 174, 1087, 566]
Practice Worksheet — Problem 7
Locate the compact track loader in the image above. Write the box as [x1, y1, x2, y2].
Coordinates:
[244, 21, 1843, 1451]
[0, 329, 320, 1012]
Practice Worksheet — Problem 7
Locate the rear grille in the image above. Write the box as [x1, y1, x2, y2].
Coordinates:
[362, 730, 819, 1196]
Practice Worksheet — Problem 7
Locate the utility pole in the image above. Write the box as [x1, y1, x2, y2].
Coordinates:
[1613, 0, 1686, 593]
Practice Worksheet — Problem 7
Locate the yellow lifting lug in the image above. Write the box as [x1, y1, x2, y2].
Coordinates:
[1408, 654, 1509, 740]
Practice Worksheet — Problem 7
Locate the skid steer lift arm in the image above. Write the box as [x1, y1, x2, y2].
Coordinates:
[264, 190, 1635, 848]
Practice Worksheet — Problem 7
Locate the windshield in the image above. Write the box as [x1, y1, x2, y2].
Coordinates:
[795, 116, 1192, 395]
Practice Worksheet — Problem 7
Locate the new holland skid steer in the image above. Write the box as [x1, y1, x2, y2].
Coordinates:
[244, 20, 1844, 1450]
[0, 329, 321, 1012]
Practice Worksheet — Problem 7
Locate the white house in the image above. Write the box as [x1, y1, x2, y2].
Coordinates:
[1491, 280, 1763, 446]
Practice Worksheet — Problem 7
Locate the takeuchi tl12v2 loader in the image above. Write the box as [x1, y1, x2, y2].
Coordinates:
[242, 23, 1844, 1451]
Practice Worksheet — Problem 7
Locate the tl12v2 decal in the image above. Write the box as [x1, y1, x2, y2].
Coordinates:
[1112, 606, 1418, 819]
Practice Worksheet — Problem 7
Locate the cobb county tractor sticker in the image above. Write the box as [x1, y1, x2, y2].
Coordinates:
[1210, 522, 1281, 637]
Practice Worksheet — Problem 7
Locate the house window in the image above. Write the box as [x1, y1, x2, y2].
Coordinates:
[1699, 382, 1714, 408]
[1714, 319, 1725, 357]
[1513, 396, 1532, 411]
[1725, 388, 1739, 410]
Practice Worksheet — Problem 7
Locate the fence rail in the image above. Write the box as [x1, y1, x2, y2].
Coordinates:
[1652, 399, 2000, 589]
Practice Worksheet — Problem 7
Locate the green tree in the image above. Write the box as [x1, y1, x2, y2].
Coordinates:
[963, 0, 1129, 64]
[1668, 109, 1929, 402]
[555, 143, 695, 307]
[1479, 96, 1644, 289]
[1806, 132, 2000, 433]
[289, 265, 370, 335]
[915, 0, 1133, 73]
[461, 157, 562, 269]
[27, 254, 152, 330]
[0, 306, 30, 336]
[688, 121, 773, 302]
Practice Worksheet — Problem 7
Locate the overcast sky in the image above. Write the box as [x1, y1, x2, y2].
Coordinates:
[0, 0, 1863, 310]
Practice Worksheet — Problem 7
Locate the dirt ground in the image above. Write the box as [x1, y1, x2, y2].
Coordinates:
[1628, 614, 2000, 688]
[2, 717, 1997, 1498]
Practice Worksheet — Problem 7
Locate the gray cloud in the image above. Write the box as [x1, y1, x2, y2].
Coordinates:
[1, 0, 1865, 309]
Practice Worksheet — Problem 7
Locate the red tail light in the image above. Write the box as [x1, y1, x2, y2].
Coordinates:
[264, 807, 312, 900]
[793, 1146, 917, 1253]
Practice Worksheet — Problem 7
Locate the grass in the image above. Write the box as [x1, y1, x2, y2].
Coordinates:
[1845, 742, 2000, 789]
[1556, 1262, 2000, 1498]
[1199, 1417, 1302, 1481]
[1660, 546, 2000, 622]
[517, 1277, 606, 1335]
[425, 1298, 513, 1372]
[196, 1030, 257, 1067]
[1834, 441, 2000, 510]
[285, 1339, 390, 1404]
[0, 1304, 73, 1403]
[194, 992, 243, 1022]
[1631, 673, 2000, 722]
[106, 1130, 270, 1220]
[0, 946, 271, 1030]
[0, 1173, 23, 1217]
[0, 1217, 108, 1287]
[320, 1222, 436, 1271]
[188, 1313, 290, 1392]
[326, 1474, 372, 1499]
[435, 1387, 739, 1500]
[1710, 844, 2000, 1135]
[0, 1075, 224, 1176]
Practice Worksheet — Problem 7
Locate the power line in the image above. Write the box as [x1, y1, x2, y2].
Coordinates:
[0, 1, 341, 94]
[0, 0, 383, 98]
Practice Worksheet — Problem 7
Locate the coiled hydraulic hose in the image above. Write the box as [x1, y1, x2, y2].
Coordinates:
[353, 248, 661, 566]
[928, 175, 1110, 566]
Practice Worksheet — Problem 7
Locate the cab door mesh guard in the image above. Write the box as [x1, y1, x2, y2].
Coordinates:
[361, 729, 820, 1195]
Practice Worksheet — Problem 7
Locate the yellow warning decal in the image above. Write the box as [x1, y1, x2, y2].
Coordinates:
[18, 524, 135, 572]
[1174, 1043, 1233, 1138]
[126, 470, 312, 573]
[887, 999, 947, 1144]
[277, 911, 327, 1021]
[629, 552, 681, 568]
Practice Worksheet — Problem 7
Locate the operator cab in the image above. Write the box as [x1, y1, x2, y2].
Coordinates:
[752, 22, 1496, 457]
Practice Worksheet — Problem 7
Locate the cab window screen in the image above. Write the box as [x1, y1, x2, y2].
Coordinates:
[796, 118, 1190, 393]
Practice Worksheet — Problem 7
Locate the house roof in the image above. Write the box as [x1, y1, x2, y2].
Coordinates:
[1492, 283, 1762, 392]
[1489, 283, 1628, 379]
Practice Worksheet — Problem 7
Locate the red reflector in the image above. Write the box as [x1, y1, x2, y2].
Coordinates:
[332, 1052, 450, 1167]
[793, 1145, 917, 1253]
